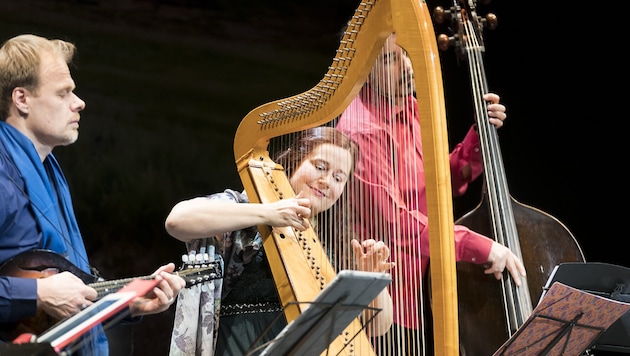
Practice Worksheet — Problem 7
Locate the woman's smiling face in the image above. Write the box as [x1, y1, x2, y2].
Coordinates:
[289, 143, 353, 215]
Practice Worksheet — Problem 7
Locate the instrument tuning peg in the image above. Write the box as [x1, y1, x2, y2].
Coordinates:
[481, 13, 498, 30]
[432, 6, 454, 25]
[437, 33, 457, 51]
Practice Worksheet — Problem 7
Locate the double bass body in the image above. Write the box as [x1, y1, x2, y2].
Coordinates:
[456, 195, 586, 355]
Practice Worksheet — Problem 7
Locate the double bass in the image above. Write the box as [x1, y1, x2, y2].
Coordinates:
[433, 1, 586, 354]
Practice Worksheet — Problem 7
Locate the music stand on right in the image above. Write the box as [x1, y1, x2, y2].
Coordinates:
[494, 281, 630, 355]
[539, 262, 630, 353]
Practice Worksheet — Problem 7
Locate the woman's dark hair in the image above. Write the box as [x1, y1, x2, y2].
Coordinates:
[273, 126, 358, 178]
[272, 126, 359, 270]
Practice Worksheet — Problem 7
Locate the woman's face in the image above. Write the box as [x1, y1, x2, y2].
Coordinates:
[289, 143, 353, 215]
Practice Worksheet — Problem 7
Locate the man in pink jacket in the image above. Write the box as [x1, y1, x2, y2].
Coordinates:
[336, 34, 526, 355]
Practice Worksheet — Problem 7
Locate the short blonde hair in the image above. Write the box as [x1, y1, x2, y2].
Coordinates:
[0, 34, 76, 121]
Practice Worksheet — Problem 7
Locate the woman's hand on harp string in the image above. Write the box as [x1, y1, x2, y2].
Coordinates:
[351, 239, 396, 273]
[164, 192, 312, 242]
[484, 93, 507, 129]
[267, 191, 311, 231]
[484, 241, 527, 287]
[352, 238, 395, 336]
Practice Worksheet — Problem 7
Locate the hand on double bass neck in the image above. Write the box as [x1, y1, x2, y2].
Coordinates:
[461, 93, 506, 182]
[484, 241, 527, 286]
[484, 93, 507, 128]
[479, 94, 526, 288]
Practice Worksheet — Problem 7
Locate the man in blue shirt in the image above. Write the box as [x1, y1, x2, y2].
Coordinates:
[0, 34, 185, 355]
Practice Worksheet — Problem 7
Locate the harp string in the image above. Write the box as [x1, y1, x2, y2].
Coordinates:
[234, 0, 457, 354]
[338, 34, 429, 355]
[267, 126, 373, 350]
[263, 32, 440, 356]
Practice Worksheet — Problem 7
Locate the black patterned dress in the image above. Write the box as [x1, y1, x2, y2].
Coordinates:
[170, 189, 285, 356]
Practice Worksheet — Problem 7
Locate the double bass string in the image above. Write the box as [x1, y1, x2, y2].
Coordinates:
[452, 3, 586, 354]
[461, 9, 532, 335]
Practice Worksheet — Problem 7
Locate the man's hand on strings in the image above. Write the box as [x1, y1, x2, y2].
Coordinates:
[37, 271, 98, 320]
[484, 241, 527, 287]
[129, 263, 186, 317]
[484, 93, 507, 128]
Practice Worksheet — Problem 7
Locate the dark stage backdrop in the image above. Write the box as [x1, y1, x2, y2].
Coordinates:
[0, 0, 625, 355]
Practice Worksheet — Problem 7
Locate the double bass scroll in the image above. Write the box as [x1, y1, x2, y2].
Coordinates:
[234, 0, 460, 354]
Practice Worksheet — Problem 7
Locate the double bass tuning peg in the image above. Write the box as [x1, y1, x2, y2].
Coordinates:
[433, 3, 499, 53]
[433, 5, 499, 29]
[432, 6, 456, 51]
[437, 33, 455, 52]
[432, 6, 451, 25]
[481, 13, 498, 30]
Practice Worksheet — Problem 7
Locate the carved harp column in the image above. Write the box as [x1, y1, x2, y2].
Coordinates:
[233, 0, 458, 354]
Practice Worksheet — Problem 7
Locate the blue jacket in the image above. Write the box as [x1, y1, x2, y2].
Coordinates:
[0, 127, 109, 355]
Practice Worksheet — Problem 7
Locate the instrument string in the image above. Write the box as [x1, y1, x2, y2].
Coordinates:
[236, 0, 458, 353]
[339, 33, 430, 355]
[461, 13, 532, 333]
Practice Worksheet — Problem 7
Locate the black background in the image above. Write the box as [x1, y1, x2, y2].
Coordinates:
[0, 0, 626, 354]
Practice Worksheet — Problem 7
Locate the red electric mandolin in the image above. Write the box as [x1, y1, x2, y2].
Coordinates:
[0, 249, 222, 341]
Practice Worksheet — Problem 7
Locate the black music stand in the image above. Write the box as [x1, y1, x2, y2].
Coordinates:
[539, 262, 630, 353]
[493, 281, 630, 355]
[258, 270, 391, 356]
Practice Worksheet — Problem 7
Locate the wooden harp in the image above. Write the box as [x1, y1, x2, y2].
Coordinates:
[233, 0, 458, 354]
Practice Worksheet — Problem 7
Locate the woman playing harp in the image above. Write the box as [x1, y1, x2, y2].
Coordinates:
[166, 127, 395, 355]
[168, 0, 528, 354]
[336, 33, 527, 355]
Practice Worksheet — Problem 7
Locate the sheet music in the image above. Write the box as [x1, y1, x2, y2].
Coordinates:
[494, 282, 630, 356]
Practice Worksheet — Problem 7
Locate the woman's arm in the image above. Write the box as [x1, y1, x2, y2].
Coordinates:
[165, 194, 312, 242]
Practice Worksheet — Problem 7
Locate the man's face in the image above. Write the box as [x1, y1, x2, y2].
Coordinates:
[367, 36, 415, 99]
[23, 53, 85, 152]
